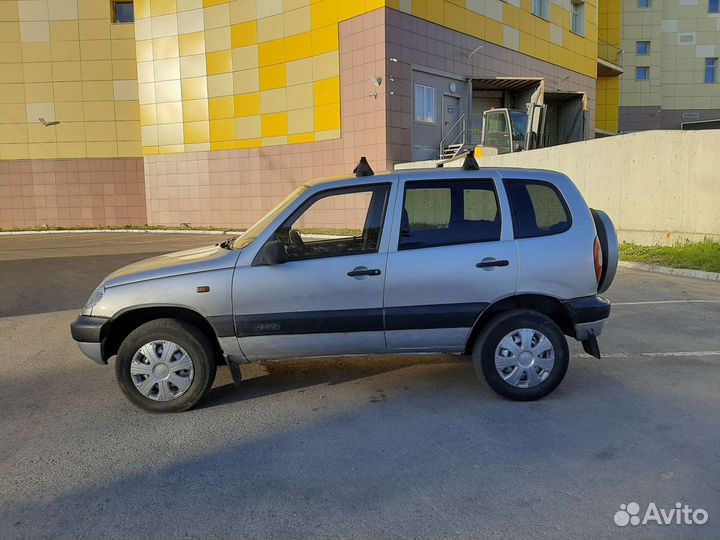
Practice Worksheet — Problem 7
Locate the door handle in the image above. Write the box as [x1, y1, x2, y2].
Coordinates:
[347, 267, 381, 277]
[476, 259, 509, 268]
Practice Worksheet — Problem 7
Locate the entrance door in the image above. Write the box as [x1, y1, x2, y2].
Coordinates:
[442, 95, 461, 140]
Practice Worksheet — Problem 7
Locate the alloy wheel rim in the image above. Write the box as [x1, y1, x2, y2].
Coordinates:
[494, 328, 555, 388]
[130, 340, 194, 401]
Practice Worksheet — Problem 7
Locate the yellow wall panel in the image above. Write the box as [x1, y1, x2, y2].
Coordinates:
[209, 95, 234, 118]
[234, 92, 261, 116]
[207, 49, 233, 74]
[259, 64, 287, 90]
[261, 111, 288, 137]
[313, 77, 339, 106]
[179, 32, 206, 55]
[209, 117, 235, 140]
[231, 21, 257, 48]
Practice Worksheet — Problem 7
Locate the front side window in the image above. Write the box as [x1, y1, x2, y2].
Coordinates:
[533, 0, 550, 19]
[504, 180, 571, 239]
[399, 180, 501, 250]
[414, 84, 435, 123]
[113, 1, 134, 23]
[636, 40, 650, 55]
[705, 58, 717, 83]
[571, 0, 586, 35]
[270, 185, 390, 261]
[636, 66, 650, 80]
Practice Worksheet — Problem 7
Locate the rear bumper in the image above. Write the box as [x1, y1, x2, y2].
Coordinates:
[563, 295, 610, 340]
[70, 315, 109, 364]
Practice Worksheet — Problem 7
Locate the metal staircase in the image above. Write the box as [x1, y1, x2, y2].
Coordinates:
[438, 113, 483, 160]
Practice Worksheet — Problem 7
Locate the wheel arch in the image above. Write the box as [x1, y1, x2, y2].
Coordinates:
[103, 305, 225, 364]
[464, 294, 574, 354]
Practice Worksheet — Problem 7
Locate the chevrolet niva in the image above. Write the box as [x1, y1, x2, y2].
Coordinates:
[71, 157, 617, 412]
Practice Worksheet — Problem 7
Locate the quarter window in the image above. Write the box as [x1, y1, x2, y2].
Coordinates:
[414, 84, 436, 123]
[400, 180, 501, 250]
[504, 180, 571, 239]
[271, 185, 390, 261]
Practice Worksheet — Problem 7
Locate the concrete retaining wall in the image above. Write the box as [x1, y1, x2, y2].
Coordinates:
[476, 130, 720, 245]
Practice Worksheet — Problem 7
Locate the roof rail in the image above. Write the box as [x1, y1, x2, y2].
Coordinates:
[353, 156, 374, 177]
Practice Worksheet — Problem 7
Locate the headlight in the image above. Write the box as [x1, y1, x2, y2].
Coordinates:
[84, 285, 105, 310]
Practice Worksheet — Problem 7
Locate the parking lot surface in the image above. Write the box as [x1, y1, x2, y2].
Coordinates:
[1, 233, 719, 539]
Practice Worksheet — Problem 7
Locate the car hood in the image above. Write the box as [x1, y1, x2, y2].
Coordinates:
[103, 244, 241, 288]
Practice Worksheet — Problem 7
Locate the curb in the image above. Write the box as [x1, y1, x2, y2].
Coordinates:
[0, 229, 244, 236]
[619, 260, 720, 281]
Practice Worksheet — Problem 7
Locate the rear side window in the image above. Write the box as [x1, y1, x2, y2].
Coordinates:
[504, 180, 571, 239]
[400, 180, 500, 250]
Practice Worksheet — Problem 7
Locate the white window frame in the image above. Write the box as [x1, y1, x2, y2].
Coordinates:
[571, 0, 586, 35]
[532, 0, 550, 19]
[636, 40, 651, 55]
[414, 84, 436, 124]
[705, 58, 717, 84]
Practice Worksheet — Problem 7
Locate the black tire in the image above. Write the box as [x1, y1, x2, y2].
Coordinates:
[115, 318, 217, 413]
[472, 309, 569, 401]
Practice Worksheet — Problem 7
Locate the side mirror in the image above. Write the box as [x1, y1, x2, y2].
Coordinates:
[257, 240, 287, 265]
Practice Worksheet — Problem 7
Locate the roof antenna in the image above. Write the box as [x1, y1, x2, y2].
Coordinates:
[353, 156, 374, 177]
[461, 150, 480, 170]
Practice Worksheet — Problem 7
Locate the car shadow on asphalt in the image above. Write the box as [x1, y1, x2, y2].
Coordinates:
[197, 354, 471, 410]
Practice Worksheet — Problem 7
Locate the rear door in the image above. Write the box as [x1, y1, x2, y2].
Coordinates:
[383, 174, 518, 351]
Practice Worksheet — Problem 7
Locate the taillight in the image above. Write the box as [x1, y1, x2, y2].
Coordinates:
[593, 236, 603, 285]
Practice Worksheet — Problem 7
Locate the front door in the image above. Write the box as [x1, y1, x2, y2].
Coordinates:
[384, 176, 518, 351]
[232, 184, 393, 361]
[442, 94, 461, 140]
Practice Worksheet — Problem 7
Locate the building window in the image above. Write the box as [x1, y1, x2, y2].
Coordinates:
[571, 0, 586, 34]
[705, 58, 717, 83]
[636, 41, 651, 55]
[710, 0, 719, 13]
[636, 66, 650, 80]
[638, 0, 651, 7]
[533, 0, 550, 19]
[414, 84, 435, 124]
[113, 1, 134, 23]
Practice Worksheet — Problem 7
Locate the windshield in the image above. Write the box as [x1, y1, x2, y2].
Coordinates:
[233, 186, 309, 249]
[509, 110, 528, 140]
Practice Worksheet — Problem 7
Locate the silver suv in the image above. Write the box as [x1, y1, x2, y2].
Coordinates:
[71, 158, 618, 412]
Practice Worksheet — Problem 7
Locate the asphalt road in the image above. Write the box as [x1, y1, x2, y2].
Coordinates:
[1, 233, 719, 540]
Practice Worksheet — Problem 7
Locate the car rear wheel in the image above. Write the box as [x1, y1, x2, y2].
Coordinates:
[115, 318, 217, 413]
[472, 309, 569, 401]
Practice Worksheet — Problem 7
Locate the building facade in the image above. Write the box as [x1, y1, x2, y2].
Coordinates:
[1, 0, 619, 230]
[619, 0, 720, 131]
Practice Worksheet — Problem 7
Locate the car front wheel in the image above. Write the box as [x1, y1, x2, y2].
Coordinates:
[115, 318, 217, 413]
[472, 309, 569, 401]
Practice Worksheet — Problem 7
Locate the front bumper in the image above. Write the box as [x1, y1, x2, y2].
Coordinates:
[70, 315, 109, 364]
